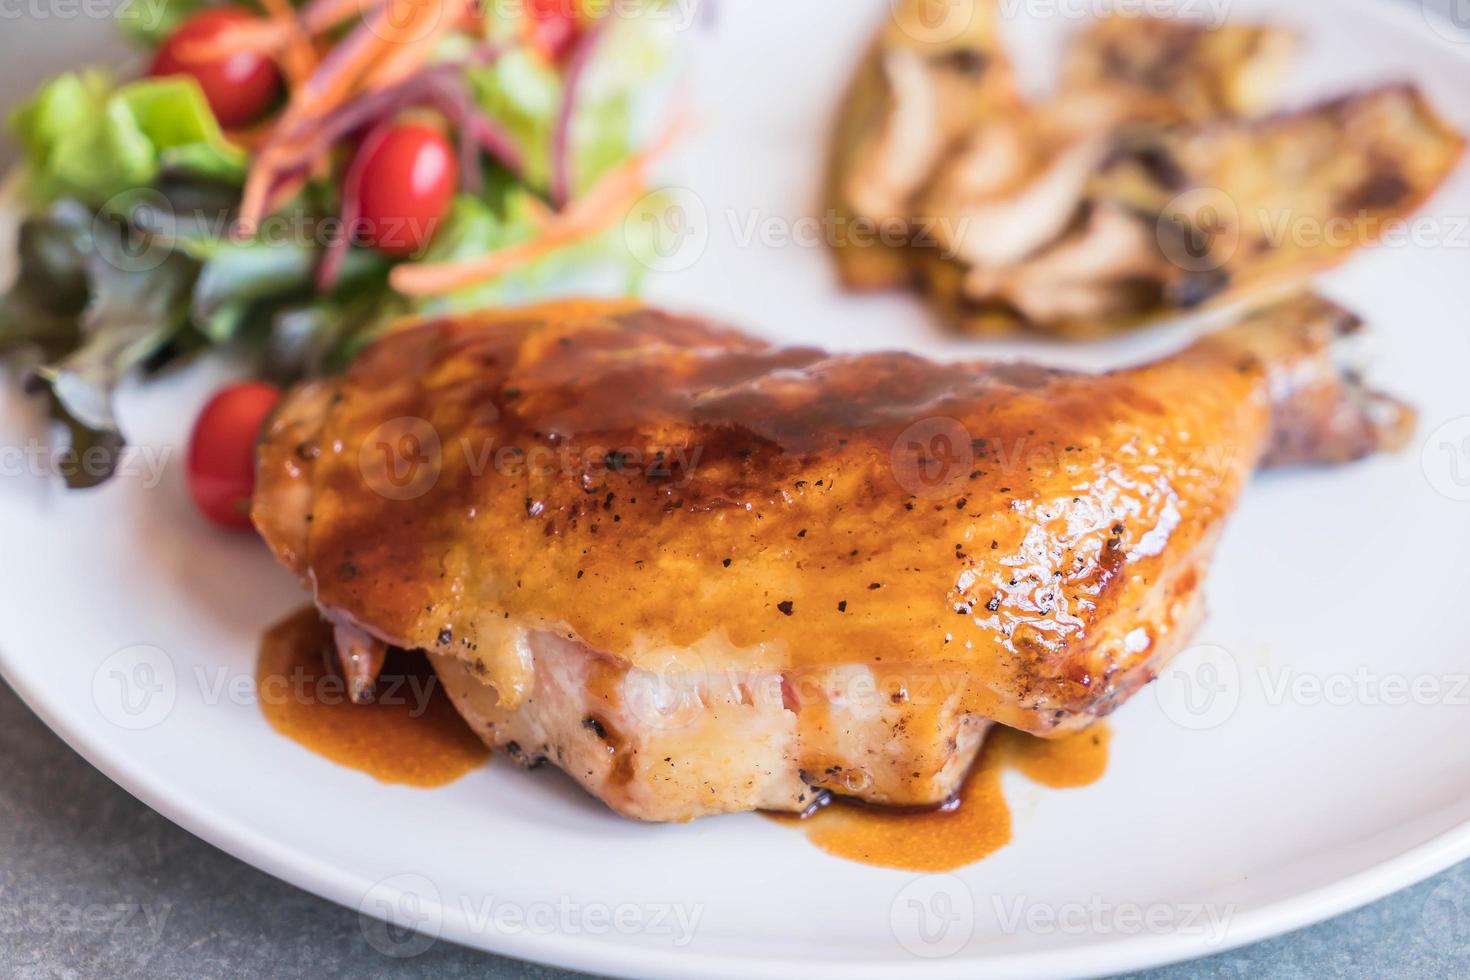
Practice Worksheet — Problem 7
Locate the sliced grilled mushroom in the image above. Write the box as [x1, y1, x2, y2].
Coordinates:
[843, 47, 1005, 226]
[1061, 16, 1297, 124]
[827, 0, 1016, 290]
[964, 202, 1172, 325]
[930, 123, 1111, 269]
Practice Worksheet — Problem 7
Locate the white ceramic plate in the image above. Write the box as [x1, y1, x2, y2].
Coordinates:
[4, 2, 1470, 977]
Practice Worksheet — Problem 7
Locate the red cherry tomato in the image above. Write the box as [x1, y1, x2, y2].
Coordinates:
[527, 0, 583, 62]
[186, 381, 281, 529]
[348, 123, 458, 257]
[150, 6, 282, 128]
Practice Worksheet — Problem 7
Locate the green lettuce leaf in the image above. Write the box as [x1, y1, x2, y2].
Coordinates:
[121, 77, 248, 183]
[466, 49, 562, 191]
[0, 200, 93, 357]
[569, 16, 680, 193]
[191, 236, 388, 344]
[10, 72, 245, 206]
[19, 201, 200, 488]
[264, 288, 409, 382]
[411, 188, 651, 313]
[465, 13, 678, 196]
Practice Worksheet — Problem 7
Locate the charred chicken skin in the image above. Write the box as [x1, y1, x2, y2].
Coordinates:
[253, 297, 1411, 821]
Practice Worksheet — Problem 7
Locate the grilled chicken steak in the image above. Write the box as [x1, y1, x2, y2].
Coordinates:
[253, 296, 1411, 821]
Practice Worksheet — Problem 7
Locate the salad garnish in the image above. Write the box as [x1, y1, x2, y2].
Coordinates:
[0, 0, 684, 492]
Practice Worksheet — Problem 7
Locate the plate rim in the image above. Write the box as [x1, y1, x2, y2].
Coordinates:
[4, 0, 1470, 976]
[6, 656, 1470, 980]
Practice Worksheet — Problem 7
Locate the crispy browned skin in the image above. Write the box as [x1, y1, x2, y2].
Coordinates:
[255, 296, 1410, 745]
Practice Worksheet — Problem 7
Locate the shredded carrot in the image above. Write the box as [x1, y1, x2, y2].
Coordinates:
[238, 0, 449, 228]
[360, 0, 471, 93]
[287, 0, 444, 123]
[237, 138, 303, 231]
[181, 0, 368, 61]
[390, 118, 688, 296]
[523, 195, 556, 230]
[264, 169, 310, 215]
[223, 118, 277, 153]
[303, 0, 376, 33]
[178, 20, 291, 62]
[258, 0, 319, 90]
[229, 0, 670, 273]
[391, 216, 591, 294]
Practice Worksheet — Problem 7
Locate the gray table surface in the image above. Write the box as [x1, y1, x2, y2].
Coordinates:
[4, 1, 1470, 977]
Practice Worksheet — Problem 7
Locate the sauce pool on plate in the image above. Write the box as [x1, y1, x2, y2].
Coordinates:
[256, 608, 489, 786]
[768, 724, 1110, 871]
[258, 605, 1107, 865]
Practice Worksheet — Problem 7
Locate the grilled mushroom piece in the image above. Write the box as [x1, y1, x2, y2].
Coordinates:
[827, 0, 1017, 290]
[829, 7, 1464, 337]
[1061, 15, 1297, 124]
